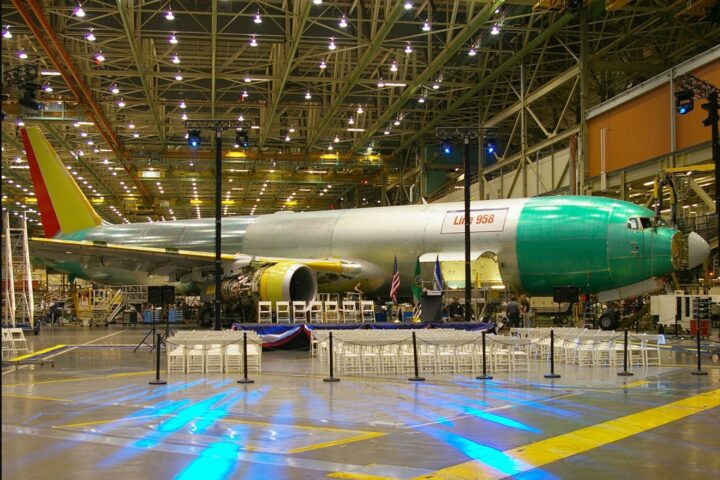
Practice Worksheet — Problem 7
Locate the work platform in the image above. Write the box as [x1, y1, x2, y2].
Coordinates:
[2, 326, 719, 479]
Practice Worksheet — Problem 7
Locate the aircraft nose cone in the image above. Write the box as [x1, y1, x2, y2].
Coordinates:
[687, 232, 710, 269]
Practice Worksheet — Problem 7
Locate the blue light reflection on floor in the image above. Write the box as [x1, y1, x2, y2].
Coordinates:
[174, 442, 239, 480]
[463, 407, 541, 433]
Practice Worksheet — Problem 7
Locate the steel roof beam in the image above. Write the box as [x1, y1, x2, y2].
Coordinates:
[306, 2, 407, 148]
[116, 0, 166, 147]
[396, 10, 577, 154]
[259, 0, 312, 148]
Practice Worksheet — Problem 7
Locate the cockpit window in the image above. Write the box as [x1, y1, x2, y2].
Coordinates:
[627, 218, 639, 230]
[639, 217, 652, 229]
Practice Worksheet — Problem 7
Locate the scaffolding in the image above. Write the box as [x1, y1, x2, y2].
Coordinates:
[2, 212, 35, 328]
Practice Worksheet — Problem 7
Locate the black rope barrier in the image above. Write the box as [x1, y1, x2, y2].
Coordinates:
[617, 328, 634, 377]
[323, 331, 340, 382]
[408, 331, 425, 382]
[544, 330, 560, 379]
[149, 333, 167, 385]
[476, 331, 492, 380]
[691, 328, 708, 376]
[237, 331, 255, 384]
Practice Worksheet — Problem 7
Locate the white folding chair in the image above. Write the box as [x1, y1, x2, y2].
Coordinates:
[324, 301, 339, 323]
[292, 301, 307, 323]
[275, 301, 291, 323]
[167, 345, 187, 373]
[205, 343, 224, 373]
[341, 300, 358, 323]
[360, 300, 376, 323]
[257, 301, 273, 324]
[308, 301, 324, 323]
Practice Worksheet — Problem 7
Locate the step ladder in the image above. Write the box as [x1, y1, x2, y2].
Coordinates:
[2, 212, 35, 328]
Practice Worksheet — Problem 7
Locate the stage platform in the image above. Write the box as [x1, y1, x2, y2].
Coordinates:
[231, 321, 493, 349]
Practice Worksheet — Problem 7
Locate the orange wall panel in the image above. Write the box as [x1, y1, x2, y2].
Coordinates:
[676, 60, 720, 151]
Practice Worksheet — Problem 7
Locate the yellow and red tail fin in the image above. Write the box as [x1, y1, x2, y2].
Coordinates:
[20, 126, 103, 238]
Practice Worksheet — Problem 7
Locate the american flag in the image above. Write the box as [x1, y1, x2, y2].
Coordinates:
[390, 255, 400, 303]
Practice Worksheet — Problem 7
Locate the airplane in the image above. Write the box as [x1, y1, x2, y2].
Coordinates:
[19, 126, 710, 310]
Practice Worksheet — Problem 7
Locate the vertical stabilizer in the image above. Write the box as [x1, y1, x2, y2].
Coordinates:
[20, 126, 103, 238]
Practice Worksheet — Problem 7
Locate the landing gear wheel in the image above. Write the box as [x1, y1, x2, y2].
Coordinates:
[598, 312, 619, 330]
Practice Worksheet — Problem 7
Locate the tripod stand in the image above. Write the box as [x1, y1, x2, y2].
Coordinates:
[134, 305, 167, 353]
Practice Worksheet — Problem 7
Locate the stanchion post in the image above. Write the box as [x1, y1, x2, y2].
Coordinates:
[691, 327, 708, 376]
[618, 328, 634, 376]
[476, 331, 493, 380]
[544, 329, 561, 378]
[323, 331, 340, 382]
[149, 333, 167, 385]
[237, 331, 255, 384]
[408, 331, 426, 382]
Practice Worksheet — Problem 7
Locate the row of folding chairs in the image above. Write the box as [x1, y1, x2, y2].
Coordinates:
[166, 330, 262, 374]
[1, 328, 29, 359]
[512, 328, 664, 367]
[313, 329, 530, 376]
[258, 300, 376, 324]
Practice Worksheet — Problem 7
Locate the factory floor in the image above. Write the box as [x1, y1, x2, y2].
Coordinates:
[2, 324, 719, 480]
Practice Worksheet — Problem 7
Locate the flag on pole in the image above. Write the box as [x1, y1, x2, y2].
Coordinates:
[433, 255, 444, 291]
[412, 257, 423, 322]
[390, 255, 400, 303]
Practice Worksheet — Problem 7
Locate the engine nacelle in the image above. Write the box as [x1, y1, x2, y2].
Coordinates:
[256, 262, 317, 303]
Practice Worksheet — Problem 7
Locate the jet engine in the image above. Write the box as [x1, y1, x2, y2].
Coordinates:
[218, 262, 317, 303]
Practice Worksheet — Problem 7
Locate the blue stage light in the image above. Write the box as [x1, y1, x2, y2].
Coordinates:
[440, 139, 453, 155]
[675, 90, 694, 115]
[188, 130, 201, 148]
[485, 138, 497, 155]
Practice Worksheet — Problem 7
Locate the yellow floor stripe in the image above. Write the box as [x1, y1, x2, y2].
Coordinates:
[417, 388, 720, 480]
[8, 344, 66, 362]
[2, 393, 70, 402]
[2, 370, 154, 387]
[328, 473, 394, 480]
[288, 431, 386, 454]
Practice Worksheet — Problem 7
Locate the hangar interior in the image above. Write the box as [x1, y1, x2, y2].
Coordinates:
[2, 1, 720, 479]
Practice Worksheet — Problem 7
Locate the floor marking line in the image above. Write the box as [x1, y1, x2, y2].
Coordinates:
[2, 370, 153, 387]
[328, 472, 395, 480]
[288, 431, 387, 454]
[43, 330, 127, 361]
[1, 393, 70, 402]
[8, 344, 67, 362]
[415, 388, 720, 480]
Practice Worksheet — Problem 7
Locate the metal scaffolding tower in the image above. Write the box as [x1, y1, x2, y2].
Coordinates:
[2, 211, 35, 328]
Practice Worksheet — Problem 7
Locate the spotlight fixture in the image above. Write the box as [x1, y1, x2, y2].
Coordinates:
[19, 84, 43, 110]
[675, 90, 694, 115]
[235, 129, 249, 148]
[339, 15, 348, 28]
[165, 8, 174, 20]
[74, 3, 85, 17]
[328, 37, 336, 50]
[187, 130, 201, 149]
[85, 29, 95, 41]
[440, 138, 453, 155]
[484, 137, 497, 155]
[254, 11, 262, 24]
[422, 19, 431, 31]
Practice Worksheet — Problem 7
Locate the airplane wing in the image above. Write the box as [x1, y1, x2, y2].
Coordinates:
[29, 237, 362, 280]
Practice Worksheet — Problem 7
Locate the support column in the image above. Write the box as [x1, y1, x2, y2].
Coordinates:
[578, 6, 589, 194]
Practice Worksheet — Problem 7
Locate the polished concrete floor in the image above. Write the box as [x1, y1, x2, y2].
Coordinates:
[2, 325, 719, 480]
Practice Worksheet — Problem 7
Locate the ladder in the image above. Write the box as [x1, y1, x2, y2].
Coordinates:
[2, 212, 35, 328]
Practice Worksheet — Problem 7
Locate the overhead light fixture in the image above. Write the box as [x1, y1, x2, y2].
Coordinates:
[339, 15, 348, 28]
[347, 128, 365, 132]
[390, 61, 398, 72]
[41, 70, 61, 76]
[169, 33, 178, 44]
[254, 11, 262, 24]
[319, 59, 327, 69]
[95, 52, 105, 62]
[242, 90, 249, 98]
[43, 84, 53, 93]
[328, 37, 336, 50]
[179, 100, 186, 109]
[165, 8, 174, 20]
[133, 132, 140, 138]
[172, 53, 180, 63]
[74, 3, 85, 17]
[418, 95, 425, 103]
[441, 138, 453, 155]
[175, 72, 183, 81]
[181, 113, 188, 120]
[313, 0, 322, 4]
[305, 91, 312, 100]
[348, 116, 354, 125]
[244, 75, 252, 83]
[17, 119, 25, 127]
[334, 135, 340, 143]
[187, 130, 201, 149]
[18, 50, 28, 59]
[468, 46, 477, 56]
[110, 84, 120, 94]
[285, 135, 291, 142]
[3, 26, 12, 39]
[404, 1, 412, 10]
[250, 35, 258, 47]
[377, 78, 385, 87]
[384, 130, 390, 135]
[117, 99, 126, 107]
[128, 121, 135, 129]
[490, 23, 500, 35]
[357, 106, 364, 114]
[238, 114, 245, 121]
[393, 118, 401, 126]
[405, 42, 413, 54]
[384, 82, 407, 87]
[422, 19, 431, 31]
[85, 29, 95, 41]
[675, 90, 694, 115]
